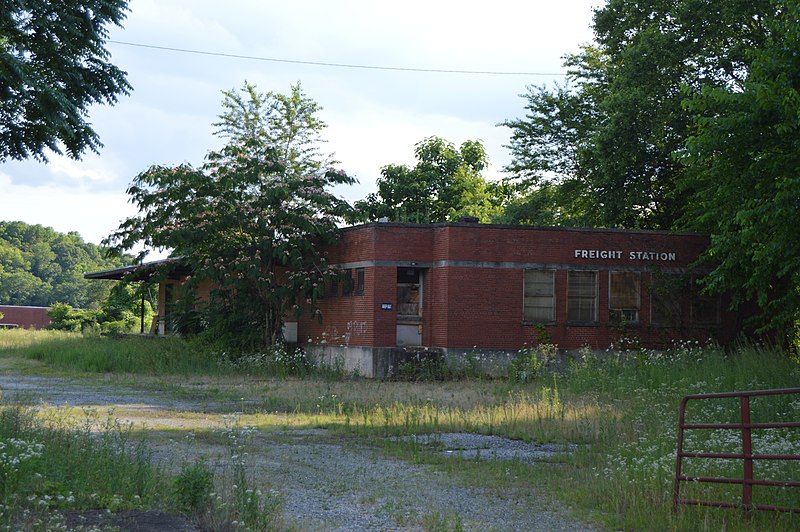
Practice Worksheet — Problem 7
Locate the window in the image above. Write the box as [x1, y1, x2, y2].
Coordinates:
[650, 274, 684, 326]
[342, 269, 353, 296]
[524, 269, 554, 322]
[327, 277, 339, 298]
[692, 279, 720, 325]
[609, 271, 640, 323]
[568, 271, 597, 322]
[355, 268, 365, 295]
[397, 268, 421, 317]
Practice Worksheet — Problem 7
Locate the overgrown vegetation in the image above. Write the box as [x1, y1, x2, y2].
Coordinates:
[0, 330, 798, 530]
[499, 0, 800, 339]
[0, 403, 167, 529]
[0, 351, 282, 529]
[0, 221, 132, 309]
[0, 328, 322, 377]
[104, 82, 354, 351]
[46, 281, 155, 334]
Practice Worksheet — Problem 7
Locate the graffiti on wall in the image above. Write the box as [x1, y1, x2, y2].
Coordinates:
[322, 320, 368, 346]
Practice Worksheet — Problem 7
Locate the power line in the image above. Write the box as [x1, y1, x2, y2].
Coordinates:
[108, 40, 566, 77]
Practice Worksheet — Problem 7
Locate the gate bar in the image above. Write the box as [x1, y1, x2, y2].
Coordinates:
[673, 387, 800, 514]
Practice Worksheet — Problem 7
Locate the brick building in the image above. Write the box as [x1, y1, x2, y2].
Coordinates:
[0, 306, 51, 329]
[298, 222, 740, 376]
[85, 222, 744, 377]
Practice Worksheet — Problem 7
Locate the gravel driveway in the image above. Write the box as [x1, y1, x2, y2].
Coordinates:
[0, 374, 598, 531]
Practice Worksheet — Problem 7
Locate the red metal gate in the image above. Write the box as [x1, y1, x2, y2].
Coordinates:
[673, 387, 800, 513]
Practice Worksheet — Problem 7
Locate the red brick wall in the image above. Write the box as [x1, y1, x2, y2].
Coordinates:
[302, 268, 376, 346]
[297, 223, 741, 352]
[435, 224, 706, 268]
[0, 306, 51, 329]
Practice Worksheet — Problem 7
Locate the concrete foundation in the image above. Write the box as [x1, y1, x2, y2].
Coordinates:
[307, 344, 575, 378]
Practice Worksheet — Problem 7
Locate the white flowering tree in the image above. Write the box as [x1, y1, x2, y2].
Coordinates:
[105, 83, 354, 349]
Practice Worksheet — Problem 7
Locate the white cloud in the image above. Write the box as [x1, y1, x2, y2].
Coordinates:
[0, 172, 135, 245]
[1, 0, 599, 245]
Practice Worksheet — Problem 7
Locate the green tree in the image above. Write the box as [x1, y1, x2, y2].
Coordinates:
[215, 81, 331, 178]
[0, 221, 128, 308]
[47, 302, 102, 332]
[501, 0, 773, 230]
[102, 282, 154, 332]
[681, 0, 800, 339]
[356, 136, 503, 223]
[105, 83, 354, 349]
[0, 0, 131, 161]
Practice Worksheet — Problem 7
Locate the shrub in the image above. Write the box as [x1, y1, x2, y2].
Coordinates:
[173, 462, 214, 515]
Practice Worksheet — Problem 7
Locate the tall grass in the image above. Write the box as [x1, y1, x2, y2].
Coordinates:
[1, 329, 798, 530]
[276, 342, 800, 531]
[0, 329, 328, 378]
[0, 329, 212, 375]
[549, 342, 800, 531]
[0, 329, 232, 375]
[0, 402, 170, 529]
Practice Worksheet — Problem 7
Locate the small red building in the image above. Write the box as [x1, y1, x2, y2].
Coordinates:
[85, 222, 745, 377]
[0, 306, 51, 329]
[297, 222, 740, 376]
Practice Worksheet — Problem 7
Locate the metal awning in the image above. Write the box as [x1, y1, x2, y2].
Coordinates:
[83, 257, 192, 281]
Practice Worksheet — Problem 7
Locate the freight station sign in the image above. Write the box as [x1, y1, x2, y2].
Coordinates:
[574, 249, 677, 261]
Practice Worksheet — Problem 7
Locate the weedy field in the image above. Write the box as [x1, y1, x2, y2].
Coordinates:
[0, 329, 798, 530]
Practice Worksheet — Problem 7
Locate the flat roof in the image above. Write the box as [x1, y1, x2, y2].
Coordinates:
[84, 258, 191, 281]
[342, 221, 705, 237]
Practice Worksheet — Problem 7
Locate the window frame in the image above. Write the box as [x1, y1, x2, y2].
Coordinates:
[355, 267, 365, 296]
[691, 278, 721, 326]
[567, 270, 598, 323]
[326, 276, 339, 298]
[608, 271, 641, 324]
[523, 269, 555, 323]
[342, 269, 353, 296]
[650, 274, 685, 327]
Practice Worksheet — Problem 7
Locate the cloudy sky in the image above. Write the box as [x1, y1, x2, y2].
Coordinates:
[1, 0, 599, 255]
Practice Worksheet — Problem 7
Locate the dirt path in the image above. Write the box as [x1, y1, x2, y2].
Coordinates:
[0, 374, 598, 531]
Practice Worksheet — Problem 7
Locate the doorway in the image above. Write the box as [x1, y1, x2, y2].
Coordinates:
[396, 268, 423, 346]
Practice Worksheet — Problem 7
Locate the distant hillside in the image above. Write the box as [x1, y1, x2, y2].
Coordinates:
[0, 221, 132, 309]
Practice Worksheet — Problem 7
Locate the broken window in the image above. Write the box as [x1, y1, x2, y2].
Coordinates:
[342, 269, 353, 296]
[327, 277, 339, 297]
[691, 279, 720, 325]
[609, 271, 640, 323]
[397, 268, 421, 317]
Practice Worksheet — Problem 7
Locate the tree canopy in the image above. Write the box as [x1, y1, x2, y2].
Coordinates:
[0, 0, 131, 161]
[105, 82, 354, 349]
[681, 0, 800, 336]
[355, 136, 504, 223]
[0, 220, 129, 308]
[500, 0, 797, 338]
[501, 0, 774, 230]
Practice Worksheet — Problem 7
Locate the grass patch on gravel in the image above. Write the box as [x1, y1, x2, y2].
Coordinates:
[0, 402, 174, 529]
[1, 330, 799, 530]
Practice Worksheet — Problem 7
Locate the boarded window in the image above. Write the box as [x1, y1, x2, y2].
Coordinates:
[524, 269, 554, 322]
[609, 271, 640, 323]
[568, 271, 597, 322]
